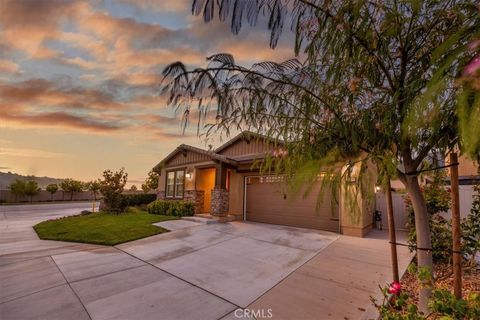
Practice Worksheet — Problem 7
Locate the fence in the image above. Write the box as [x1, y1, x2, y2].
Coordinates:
[0, 190, 96, 203]
[375, 185, 476, 230]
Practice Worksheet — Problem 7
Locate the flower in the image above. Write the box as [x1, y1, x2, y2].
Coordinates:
[463, 56, 480, 76]
[388, 281, 402, 295]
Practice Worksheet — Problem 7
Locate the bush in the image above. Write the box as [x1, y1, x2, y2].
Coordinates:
[147, 200, 195, 217]
[373, 283, 480, 319]
[121, 193, 156, 207]
[405, 170, 453, 263]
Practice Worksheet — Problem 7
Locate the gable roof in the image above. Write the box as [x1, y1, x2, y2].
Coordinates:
[153, 131, 284, 172]
[153, 144, 237, 172]
[215, 131, 283, 153]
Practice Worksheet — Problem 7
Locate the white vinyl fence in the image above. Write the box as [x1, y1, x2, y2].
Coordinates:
[375, 185, 476, 231]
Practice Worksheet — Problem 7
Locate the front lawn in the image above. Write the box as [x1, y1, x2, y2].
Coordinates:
[33, 208, 178, 245]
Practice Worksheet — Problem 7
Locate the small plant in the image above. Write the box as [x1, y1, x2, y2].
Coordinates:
[147, 200, 195, 217]
[372, 265, 480, 319]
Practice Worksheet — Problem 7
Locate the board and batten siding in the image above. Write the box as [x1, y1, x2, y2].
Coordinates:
[165, 150, 211, 167]
[217, 139, 276, 157]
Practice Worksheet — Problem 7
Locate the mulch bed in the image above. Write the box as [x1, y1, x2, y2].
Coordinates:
[401, 262, 480, 303]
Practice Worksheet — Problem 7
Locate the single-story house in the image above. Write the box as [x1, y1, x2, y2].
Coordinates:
[153, 131, 375, 237]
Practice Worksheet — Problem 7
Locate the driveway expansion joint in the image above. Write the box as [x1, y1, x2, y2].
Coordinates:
[49, 255, 93, 320]
[114, 245, 242, 310]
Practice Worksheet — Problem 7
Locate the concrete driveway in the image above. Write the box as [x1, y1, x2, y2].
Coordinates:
[0, 203, 412, 320]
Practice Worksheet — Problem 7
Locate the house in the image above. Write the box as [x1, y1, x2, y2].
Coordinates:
[153, 131, 375, 237]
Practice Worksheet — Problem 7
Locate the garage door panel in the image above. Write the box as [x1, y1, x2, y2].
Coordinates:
[246, 177, 339, 232]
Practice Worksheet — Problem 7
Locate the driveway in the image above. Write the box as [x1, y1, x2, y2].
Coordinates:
[0, 203, 412, 320]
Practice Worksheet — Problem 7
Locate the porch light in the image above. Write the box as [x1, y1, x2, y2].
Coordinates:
[375, 185, 381, 193]
[185, 172, 192, 179]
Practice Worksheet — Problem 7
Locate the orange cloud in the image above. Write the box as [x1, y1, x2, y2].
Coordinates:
[0, 0, 89, 57]
[0, 59, 21, 74]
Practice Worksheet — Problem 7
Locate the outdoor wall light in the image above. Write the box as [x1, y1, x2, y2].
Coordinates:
[375, 185, 381, 193]
[185, 172, 192, 179]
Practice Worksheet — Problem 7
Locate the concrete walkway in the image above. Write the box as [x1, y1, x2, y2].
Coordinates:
[1, 203, 412, 320]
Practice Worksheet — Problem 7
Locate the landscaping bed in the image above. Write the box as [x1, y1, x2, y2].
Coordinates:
[402, 262, 480, 303]
[34, 208, 178, 245]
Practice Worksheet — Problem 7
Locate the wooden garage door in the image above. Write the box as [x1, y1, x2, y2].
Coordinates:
[245, 176, 339, 232]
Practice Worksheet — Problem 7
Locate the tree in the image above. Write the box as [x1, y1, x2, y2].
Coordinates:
[141, 170, 159, 193]
[46, 184, 59, 201]
[130, 184, 138, 192]
[162, 0, 480, 311]
[85, 181, 101, 201]
[60, 179, 84, 201]
[8, 179, 26, 202]
[99, 168, 128, 212]
[24, 180, 40, 202]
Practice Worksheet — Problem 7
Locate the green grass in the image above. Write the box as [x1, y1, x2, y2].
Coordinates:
[33, 208, 179, 245]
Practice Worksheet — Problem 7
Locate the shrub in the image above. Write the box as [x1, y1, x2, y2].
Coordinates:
[147, 200, 195, 217]
[99, 168, 128, 213]
[121, 193, 156, 207]
[405, 170, 452, 263]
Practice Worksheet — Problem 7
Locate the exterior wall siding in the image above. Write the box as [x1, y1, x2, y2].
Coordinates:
[167, 150, 211, 166]
[218, 139, 276, 157]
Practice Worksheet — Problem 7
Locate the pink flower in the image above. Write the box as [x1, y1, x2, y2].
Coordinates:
[463, 56, 480, 76]
[388, 282, 402, 295]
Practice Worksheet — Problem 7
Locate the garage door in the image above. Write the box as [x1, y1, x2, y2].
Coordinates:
[245, 176, 339, 232]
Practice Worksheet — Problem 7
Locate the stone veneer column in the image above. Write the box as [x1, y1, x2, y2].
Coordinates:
[211, 188, 229, 217]
[184, 190, 205, 214]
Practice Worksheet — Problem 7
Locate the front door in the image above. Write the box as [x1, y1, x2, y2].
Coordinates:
[195, 168, 216, 213]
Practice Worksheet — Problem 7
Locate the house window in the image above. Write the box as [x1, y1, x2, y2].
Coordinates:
[166, 170, 185, 198]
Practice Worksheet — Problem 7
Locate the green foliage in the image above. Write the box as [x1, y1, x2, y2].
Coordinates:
[141, 170, 159, 193]
[120, 193, 156, 208]
[147, 200, 195, 217]
[85, 181, 101, 200]
[99, 168, 128, 212]
[24, 180, 40, 201]
[461, 173, 480, 266]
[60, 179, 84, 201]
[130, 184, 138, 191]
[8, 179, 26, 200]
[33, 209, 177, 245]
[8, 179, 39, 201]
[46, 183, 59, 199]
[373, 266, 480, 319]
[405, 171, 453, 263]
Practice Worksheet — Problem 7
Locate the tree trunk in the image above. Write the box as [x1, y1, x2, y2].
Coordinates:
[404, 174, 433, 314]
[70, 192, 73, 201]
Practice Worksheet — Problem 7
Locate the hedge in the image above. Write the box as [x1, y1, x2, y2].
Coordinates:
[147, 200, 195, 217]
[121, 193, 157, 207]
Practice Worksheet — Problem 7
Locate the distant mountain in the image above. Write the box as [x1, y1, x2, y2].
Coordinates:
[0, 171, 64, 190]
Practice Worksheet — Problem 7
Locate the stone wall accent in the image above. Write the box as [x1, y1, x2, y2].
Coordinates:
[211, 188, 229, 217]
[184, 190, 205, 214]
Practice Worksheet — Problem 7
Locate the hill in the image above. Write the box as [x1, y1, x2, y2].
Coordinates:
[0, 171, 64, 190]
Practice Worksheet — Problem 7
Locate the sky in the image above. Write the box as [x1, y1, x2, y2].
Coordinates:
[0, 0, 294, 186]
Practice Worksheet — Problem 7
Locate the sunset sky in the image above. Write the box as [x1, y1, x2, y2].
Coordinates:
[0, 0, 294, 185]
